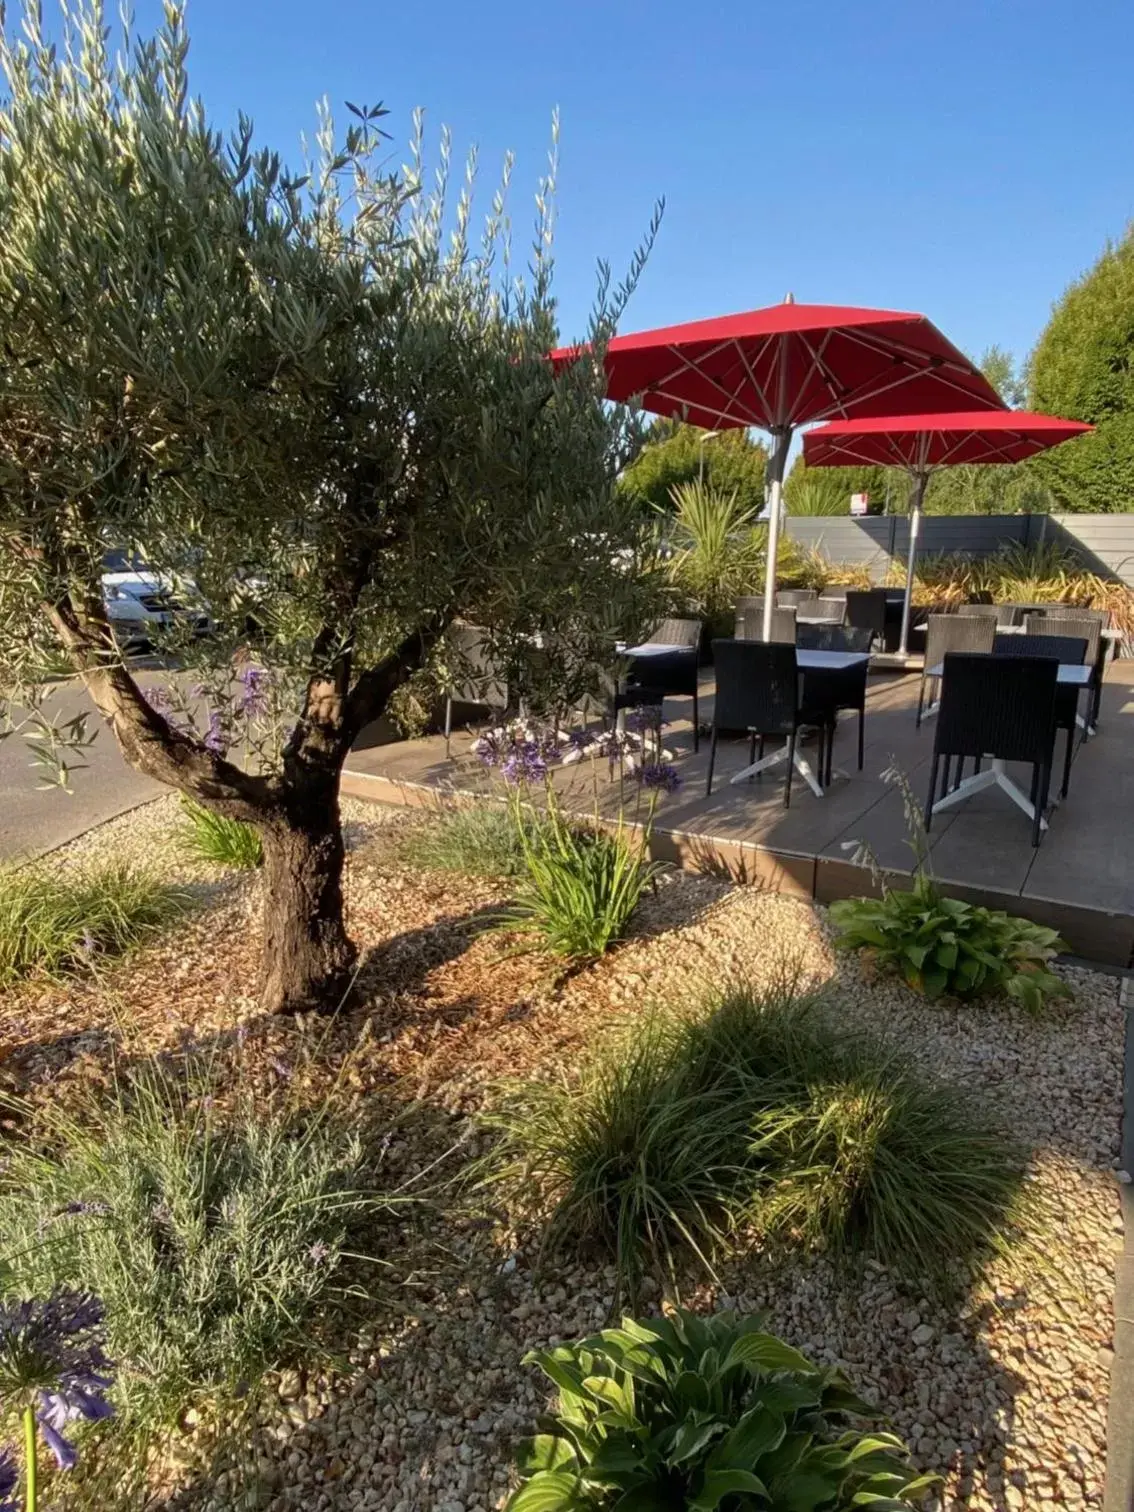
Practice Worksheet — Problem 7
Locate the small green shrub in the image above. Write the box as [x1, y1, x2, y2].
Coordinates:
[397, 800, 529, 878]
[180, 796, 263, 869]
[508, 1307, 934, 1511]
[490, 985, 1022, 1294]
[499, 792, 661, 960]
[830, 877, 1069, 1012]
[0, 861, 182, 984]
[0, 1060, 398, 1430]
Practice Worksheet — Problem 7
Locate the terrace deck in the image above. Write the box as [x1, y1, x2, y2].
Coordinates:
[343, 660, 1134, 968]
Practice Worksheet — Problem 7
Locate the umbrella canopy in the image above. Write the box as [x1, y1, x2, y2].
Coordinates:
[803, 410, 1093, 470]
[803, 410, 1094, 653]
[551, 301, 1004, 639]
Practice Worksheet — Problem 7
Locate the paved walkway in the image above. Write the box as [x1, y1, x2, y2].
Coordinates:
[0, 679, 161, 860]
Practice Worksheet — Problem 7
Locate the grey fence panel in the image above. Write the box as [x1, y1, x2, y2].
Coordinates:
[784, 513, 1134, 587]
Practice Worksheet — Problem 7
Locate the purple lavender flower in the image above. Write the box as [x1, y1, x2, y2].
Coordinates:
[0, 1292, 114, 1473]
[638, 762, 683, 795]
[203, 710, 227, 756]
[268, 1056, 292, 1081]
[237, 663, 269, 718]
[0, 1448, 17, 1512]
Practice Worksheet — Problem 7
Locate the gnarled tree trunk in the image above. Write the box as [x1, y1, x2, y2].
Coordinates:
[258, 794, 357, 1015]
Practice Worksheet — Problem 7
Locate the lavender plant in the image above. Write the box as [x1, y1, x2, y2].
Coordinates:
[0, 1291, 114, 1509]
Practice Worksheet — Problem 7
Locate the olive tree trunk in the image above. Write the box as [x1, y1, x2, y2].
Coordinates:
[258, 795, 357, 1016]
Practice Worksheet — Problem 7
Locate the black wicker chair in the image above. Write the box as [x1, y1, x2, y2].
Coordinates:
[916, 614, 996, 727]
[1024, 613, 1106, 732]
[614, 617, 701, 751]
[925, 653, 1060, 847]
[442, 624, 509, 757]
[706, 640, 826, 807]
[795, 625, 873, 778]
[735, 604, 796, 642]
[845, 590, 887, 650]
[995, 631, 1089, 797]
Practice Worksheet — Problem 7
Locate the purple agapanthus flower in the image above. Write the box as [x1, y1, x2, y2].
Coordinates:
[0, 1448, 17, 1512]
[623, 706, 663, 734]
[142, 684, 174, 716]
[0, 1292, 114, 1473]
[474, 730, 506, 769]
[501, 742, 548, 787]
[203, 710, 227, 756]
[638, 762, 683, 795]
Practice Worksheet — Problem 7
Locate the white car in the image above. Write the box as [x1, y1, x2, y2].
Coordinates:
[102, 550, 211, 649]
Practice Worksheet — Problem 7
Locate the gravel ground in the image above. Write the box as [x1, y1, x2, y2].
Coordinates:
[0, 796, 1124, 1511]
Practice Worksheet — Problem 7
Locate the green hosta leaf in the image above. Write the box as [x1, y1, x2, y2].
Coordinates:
[689, 1468, 769, 1509]
[773, 1468, 843, 1510]
[505, 1471, 583, 1511]
[722, 1332, 813, 1375]
[515, 1436, 578, 1474]
[582, 1374, 637, 1421]
[933, 941, 958, 970]
[672, 1370, 712, 1412]
[667, 1416, 726, 1465]
[705, 1404, 786, 1471]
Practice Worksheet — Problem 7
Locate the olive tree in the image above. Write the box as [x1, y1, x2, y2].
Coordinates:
[0, 3, 663, 1013]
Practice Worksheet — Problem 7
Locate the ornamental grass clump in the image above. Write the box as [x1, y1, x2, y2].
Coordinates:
[0, 862, 182, 985]
[396, 800, 531, 879]
[0, 1059, 401, 1435]
[489, 983, 1023, 1296]
[507, 1307, 934, 1511]
[179, 796, 264, 869]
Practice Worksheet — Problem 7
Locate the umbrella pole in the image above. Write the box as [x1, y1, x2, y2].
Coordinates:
[761, 428, 792, 642]
[898, 471, 928, 657]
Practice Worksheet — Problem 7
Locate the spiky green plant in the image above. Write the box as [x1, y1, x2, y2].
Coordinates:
[0, 861, 182, 984]
[180, 797, 263, 869]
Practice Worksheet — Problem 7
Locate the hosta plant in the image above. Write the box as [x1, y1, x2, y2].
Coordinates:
[829, 876, 1069, 1013]
[834, 766, 1070, 1013]
[507, 1308, 934, 1510]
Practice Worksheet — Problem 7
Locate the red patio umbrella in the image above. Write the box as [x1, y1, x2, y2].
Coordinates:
[803, 410, 1094, 653]
[551, 298, 1004, 640]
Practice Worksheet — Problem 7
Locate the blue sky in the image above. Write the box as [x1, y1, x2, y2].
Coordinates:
[146, 0, 1131, 372]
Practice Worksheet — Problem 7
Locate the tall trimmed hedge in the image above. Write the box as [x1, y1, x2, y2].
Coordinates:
[1028, 229, 1134, 513]
[618, 420, 769, 515]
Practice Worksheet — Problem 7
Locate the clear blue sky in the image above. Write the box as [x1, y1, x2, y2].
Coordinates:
[147, 0, 1132, 371]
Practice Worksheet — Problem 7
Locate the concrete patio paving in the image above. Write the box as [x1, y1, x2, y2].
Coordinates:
[344, 659, 1134, 967]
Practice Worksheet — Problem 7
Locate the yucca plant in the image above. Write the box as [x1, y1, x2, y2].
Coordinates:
[0, 861, 182, 984]
[508, 1308, 934, 1510]
[664, 479, 766, 620]
[180, 797, 263, 869]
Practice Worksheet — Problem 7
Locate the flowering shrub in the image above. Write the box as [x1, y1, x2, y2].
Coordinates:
[475, 717, 681, 960]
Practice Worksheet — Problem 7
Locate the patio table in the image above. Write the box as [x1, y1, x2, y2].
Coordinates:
[728, 649, 870, 797]
[928, 661, 1090, 831]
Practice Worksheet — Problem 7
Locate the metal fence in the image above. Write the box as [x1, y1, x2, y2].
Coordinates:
[784, 513, 1134, 588]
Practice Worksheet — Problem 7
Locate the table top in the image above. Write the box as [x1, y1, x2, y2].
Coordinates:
[797, 649, 871, 671]
[928, 660, 1091, 686]
[619, 641, 697, 658]
[795, 613, 846, 626]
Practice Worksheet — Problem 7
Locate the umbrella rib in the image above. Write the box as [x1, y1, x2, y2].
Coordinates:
[731, 338, 773, 423]
[652, 342, 764, 426]
[794, 330, 851, 419]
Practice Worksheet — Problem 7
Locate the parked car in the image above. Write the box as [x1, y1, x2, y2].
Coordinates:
[102, 549, 211, 650]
